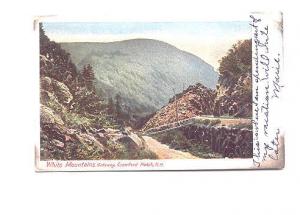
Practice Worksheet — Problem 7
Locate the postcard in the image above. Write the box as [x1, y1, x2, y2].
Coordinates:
[35, 12, 284, 171]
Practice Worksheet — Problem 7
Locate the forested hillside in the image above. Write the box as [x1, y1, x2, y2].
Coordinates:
[39, 24, 157, 160]
[61, 39, 218, 120]
[213, 40, 252, 117]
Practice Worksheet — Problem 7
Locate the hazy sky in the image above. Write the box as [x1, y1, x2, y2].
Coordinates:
[43, 22, 251, 69]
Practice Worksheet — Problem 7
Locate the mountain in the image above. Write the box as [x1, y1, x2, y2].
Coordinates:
[61, 39, 218, 117]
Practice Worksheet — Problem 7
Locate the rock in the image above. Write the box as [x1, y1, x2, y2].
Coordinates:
[128, 133, 143, 148]
[125, 127, 133, 132]
[41, 122, 67, 143]
[64, 135, 73, 142]
[40, 89, 67, 113]
[40, 76, 52, 92]
[97, 133, 108, 144]
[40, 76, 73, 105]
[40, 104, 64, 125]
[105, 128, 119, 134]
[53, 79, 73, 105]
[67, 128, 78, 135]
[115, 133, 143, 150]
[98, 128, 106, 133]
[143, 83, 216, 130]
[88, 127, 104, 134]
[52, 139, 65, 148]
[79, 124, 88, 133]
[104, 128, 123, 140]
[121, 131, 128, 135]
[75, 133, 105, 153]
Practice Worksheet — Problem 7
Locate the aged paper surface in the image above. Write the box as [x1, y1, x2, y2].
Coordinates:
[35, 12, 284, 171]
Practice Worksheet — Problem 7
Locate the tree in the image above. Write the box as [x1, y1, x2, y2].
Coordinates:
[107, 97, 115, 115]
[115, 94, 122, 117]
[73, 87, 102, 115]
[214, 39, 252, 118]
[39, 23, 79, 93]
[218, 40, 252, 88]
[39, 23, 50, 55]
[82, 64, 95, 91]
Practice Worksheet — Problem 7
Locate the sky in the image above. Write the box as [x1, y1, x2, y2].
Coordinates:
[43, 22, 251, 69]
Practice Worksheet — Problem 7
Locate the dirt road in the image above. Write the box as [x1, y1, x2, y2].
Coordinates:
[142, 136, 199, 159]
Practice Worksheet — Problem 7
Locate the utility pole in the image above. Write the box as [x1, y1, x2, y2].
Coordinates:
[172, 88, 179, 125]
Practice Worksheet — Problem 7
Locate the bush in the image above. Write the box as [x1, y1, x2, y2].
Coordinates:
[63, 112, 92, 128]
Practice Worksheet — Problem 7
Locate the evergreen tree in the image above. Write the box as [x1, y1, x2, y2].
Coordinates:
[214, 39, 252, 117]
[39, 23, 78, 93]
[115, 94, 122, 117]
[39, 23, 50, 55]
[39, 23, 104, 116]
[82, 64, 95, 91]
[107, 97, 115, 115]
[218, 40, 252, 88]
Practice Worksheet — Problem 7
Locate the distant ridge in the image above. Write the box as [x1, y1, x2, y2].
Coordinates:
[61, 39, 218, 116]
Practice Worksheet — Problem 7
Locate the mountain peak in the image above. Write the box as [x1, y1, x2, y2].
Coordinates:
[61, 39, 218, 117]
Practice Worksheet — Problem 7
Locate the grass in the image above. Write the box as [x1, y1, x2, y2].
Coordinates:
[63, 111, 93, 128]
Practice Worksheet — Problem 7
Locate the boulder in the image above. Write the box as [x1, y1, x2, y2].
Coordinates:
[40, 104, 64, 125]
[128, 133, 143, 148]
[41, 122, 68, 143]
[40, 76, 73, 105]
[96, 132, 108, 144]
[104, 128, 119, 134]
[52, 139, 65, 148]
[75, 133, 105, 153]
[40, 76, 52, 92]
[52, 79, 73, 105]
[40, 89, 67, 113]
[115, 133, 143, 150]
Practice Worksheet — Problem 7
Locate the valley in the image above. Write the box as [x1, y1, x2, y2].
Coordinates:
[39, 23, 252, 161]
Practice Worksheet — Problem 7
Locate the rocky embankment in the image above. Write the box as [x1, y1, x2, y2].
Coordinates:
[143, 83, 216, 130]
[143, 74, 252, 131]
[213, 74, 252, 117]
[40, 76, 157, 160]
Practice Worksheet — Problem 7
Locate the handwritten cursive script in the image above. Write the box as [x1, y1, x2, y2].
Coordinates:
[262, 128, 280, 161]
[250, 14, 282, 167]
[272, 54, 284, 99]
